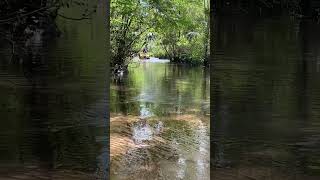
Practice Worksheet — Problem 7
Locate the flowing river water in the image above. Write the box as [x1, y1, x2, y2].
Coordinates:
[2, 5, 320, 180]
[110, 61, 210, 179]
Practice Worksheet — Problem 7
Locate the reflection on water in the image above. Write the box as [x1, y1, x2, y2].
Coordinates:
[0, 2, 108, 179]
[132, 120, 153, 145]
[212, 16, 320, 180]
[110, 62, 210, 179]
[139, 104, 153, 119]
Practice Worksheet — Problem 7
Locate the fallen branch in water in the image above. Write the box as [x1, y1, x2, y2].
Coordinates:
[57, 13, 90, 20]
[57, 9, 97, 21]
[0, 6, 58, 25]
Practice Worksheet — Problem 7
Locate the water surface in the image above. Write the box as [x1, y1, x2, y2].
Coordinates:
[110, 61, 210, 179]
[212, 16, 320, 180]
[0, 2, 108, 179]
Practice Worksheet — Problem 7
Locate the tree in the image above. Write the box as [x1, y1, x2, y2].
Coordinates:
[110, 0, 209, 69]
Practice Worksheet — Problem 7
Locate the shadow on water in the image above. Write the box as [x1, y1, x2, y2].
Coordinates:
[110, 62, 210, 179]
[212, 16, 320, 180]
[0, 2, 108, 179]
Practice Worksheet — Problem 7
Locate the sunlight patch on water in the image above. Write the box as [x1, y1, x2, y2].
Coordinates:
[132, 122, 153, 144]
[147, 57, 170, 63]
[139, 104, 153, 119]
[132, 57, 170, 63]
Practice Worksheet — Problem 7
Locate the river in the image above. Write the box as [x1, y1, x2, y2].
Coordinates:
[0, 1, 108, 179]
[212, 16, 320, 180]
[110, 61, 210, 179]
[2, 6, 319, 180]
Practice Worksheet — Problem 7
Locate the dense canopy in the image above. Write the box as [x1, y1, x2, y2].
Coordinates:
[111, 0, 210, 68]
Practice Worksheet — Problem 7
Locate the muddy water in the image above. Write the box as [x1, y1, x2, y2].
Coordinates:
[0, 2, 108, 179]
[110, 61, 210, 179]
[212, 17, 320, 179]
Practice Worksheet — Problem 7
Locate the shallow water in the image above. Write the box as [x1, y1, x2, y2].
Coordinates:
[0, 2, 108, 179]
[212, 16, 320, 179]
[110, 62, 210, 179]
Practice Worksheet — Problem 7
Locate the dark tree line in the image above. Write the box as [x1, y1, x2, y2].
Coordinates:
[1, 0, 97, 35]
[0, 0, 60, 34]
[0, 0, 97, 65]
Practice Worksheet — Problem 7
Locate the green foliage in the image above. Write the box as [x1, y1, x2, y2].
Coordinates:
[111, 0, 209, 66]
[111, 0, 153, 66]
[150, 0, 209, 64]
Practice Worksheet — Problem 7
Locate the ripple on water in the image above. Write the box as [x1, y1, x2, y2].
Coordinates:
[110, 114, 210, 180]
